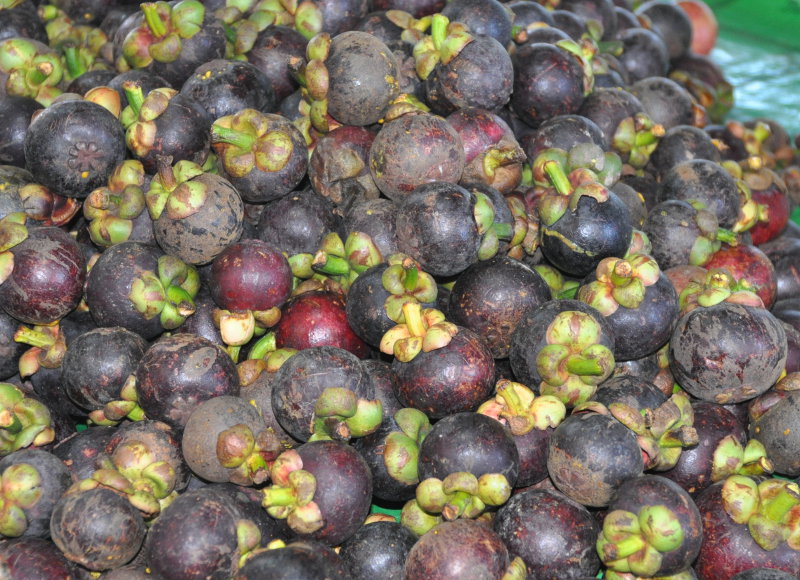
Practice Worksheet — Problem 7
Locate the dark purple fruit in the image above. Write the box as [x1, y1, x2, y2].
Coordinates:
[616, 26, 670, 82]
[60, 326, 148, 412]
[234, 540, 346, 579]
[135, 333, 240, 432]
[669, 303, 786, 404]
[0, 226, 86, 325]
[748, 384, 800, 477]
[246, 26, 308, 103]
[404, 519, 515, 579]
[0, 95, 42, 168]
[180, 58, 277, 119]
[418, 411, 519, 486]
[547, 410, 644, 507]
[0, 449, 72, 539]
[511, 42, 586, 129]
[0, 536, 82, 578]
[448, 255, 551, 358]
[368, 112, 465, 202]
[393, 327, 495, 419]
[441, 0, 513, 47]
[52, 425, 117, 481]
[145, 485, 260, 579]
[270, 346, 373, 442]
[338, 520, 417, 580]
[24, 99, 126, 199]
[256, 188, 343, 255]
[50, 488, 146, 571]
[494, 488, 601, 579]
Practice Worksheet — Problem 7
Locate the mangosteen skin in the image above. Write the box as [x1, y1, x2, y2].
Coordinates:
[547, 411, 644, 507]
[145, 486, 257, 580]
[234, 540, 347, 579]
[180, 59, 277, 119]
[0, 536, 82, 578]
[294, 439, 374, 547]
[392, 327, 495, 420]
[0, 226, 86, 325]
[608, 475, 703, 576]
[152, 172, 244, 266]
[52, 426, 117, 482]
[49, 488, 146, 571]
[60, 326, 148, 412]
[24, 100, 126, 199]
[494, 488, 601, 579]
[0, 95, 42, 168]
[85, 241, 167, 340]
[448, 255, 552, 359]
[338, 520, 417, 580]
[669, 303, 787, 405]
[749, 389, 800, 477]
[270, 346, 373, 442]
[694, 481, 800, 579]
[404, 519, 511, 579]
[0, 449, 72, 539]
[256, 188, 343, 255]
[135, 333, 241, 433]
[0, 310, 27, 380]
[418, 411, 519, 486]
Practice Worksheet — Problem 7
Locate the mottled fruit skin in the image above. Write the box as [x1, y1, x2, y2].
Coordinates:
[0, 536, 80, 578]
[669, 303, 786, 404]
[547, 412, 644, 507]
[609, 475, 703, 576]
[153, 172, 244, 266]
[704, 243, 778, 309]
[694, 481, 800, 580]
[135, 333, 240, 432]
[392, 327, 495, 419]
[418, 411, 519, 486]
[749, 389, 800, 477]
[0, 226, 86, 325]
[235, 540, 347, 579]
[368, 112, 465, 201]
[404, 519, 511, 580]
[494, 488, 601, 580]
[49, 488, 146, 571]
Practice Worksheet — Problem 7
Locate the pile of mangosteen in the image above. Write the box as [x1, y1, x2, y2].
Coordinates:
[1, 0, 800, 578]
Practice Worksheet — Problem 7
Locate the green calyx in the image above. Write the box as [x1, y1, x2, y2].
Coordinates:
[679, 268, 764, 313]
[216, 423, 283, 486]
[477, 379, 566, 435]
[261, 450, 324, 535]
[721, 476, 800, 551]
[411, 13, 474, 80]
[410, 471, 511, 532]
[380, 303, 458, 362]
[612, 112, 665, 169]
[555, 37, 596, 96]
[0, 463, 43, 537]
[308, 387, 383, 442]
[288, 33, 331, 133]
[578, 254, 661, 316]
[145, 158, 208, 221]
[535, 311, 615, 407]
[598, 505, 684, 577]
[608, 392, 699, 471]
[211, 109, 299, 177]
[132, 1, 204, 64]
[0, 38, 63, 103]
[0, 383, 55, 457]
[472, 192, 513, 261]
[297, 232, 382, 293]
[14, 324, 67, 374]
[712, 435, 774, 482]
[127, 254, 199, 330]
[0, 212, 28, 285]
[123, 87, 179, 156]
[383, 408, 431, 486]
[84, 160, 148, 247]
[88, 374, 146, 426]
[504, 194, 540, 261]
[382, 254, 438, 323]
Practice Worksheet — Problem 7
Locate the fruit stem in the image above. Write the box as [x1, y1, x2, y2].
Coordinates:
[261, 486, 298, 507]
[543, 159, 572, 197]
[248, 332, 276, 361]
[122, 82, 145, 117]
[210, 124, 255, 150]
[62, 45, 86, 79]
[763, 486, 800, 522]
[716, 228, 738, 245]
[403, 262, 419, 292]
[13, 326, 55, 349]
[565, 355, 604, 376]
[141, 2, 169, 38]
[430, 13, 448, 52]
[402, 302, 426, 337]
